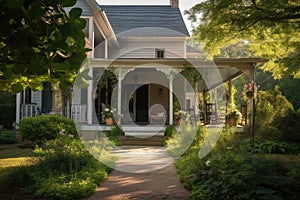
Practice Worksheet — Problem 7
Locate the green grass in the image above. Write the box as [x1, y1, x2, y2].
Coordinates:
[0, 145, 36, 200]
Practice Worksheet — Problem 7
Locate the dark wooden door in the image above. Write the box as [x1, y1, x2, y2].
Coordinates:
[136, 84, 149, 122]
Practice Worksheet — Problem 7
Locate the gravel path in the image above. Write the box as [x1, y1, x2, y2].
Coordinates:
[85, 146, 190, 200]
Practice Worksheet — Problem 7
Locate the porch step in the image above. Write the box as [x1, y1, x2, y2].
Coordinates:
[118, 135, 169, 146]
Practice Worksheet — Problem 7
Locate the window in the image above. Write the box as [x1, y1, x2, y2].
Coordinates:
[186, 99, 191, 109]
[156, 49, 165, 58]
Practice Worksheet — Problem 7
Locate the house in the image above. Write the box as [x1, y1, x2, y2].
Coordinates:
[16, 0, 261, 135]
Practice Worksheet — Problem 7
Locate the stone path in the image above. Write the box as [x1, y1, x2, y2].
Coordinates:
[85, 146, 190, 200]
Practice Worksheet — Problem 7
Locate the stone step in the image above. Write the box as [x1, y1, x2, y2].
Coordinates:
[118, 135, 169, 146]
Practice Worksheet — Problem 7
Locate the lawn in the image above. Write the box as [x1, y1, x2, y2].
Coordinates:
[0, 145, 36, 200]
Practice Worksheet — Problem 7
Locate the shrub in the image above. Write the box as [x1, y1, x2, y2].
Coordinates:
[188, 152, 291, 200]
[105, 125, 123, 146]
[19, 115, 76, 146]
[255, 88, 294, 140]
[7, 134, 115, 200]
[247, 140, 300, 155]
[175, 124, 300, 200]
[165, 122, 197, 157]
[278, 110, 300, 142]
[165, 125, 177, 137]
[0, 130, 17, 144]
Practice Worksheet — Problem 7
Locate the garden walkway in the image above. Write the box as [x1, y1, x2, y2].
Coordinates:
[85, 146, 190, 200]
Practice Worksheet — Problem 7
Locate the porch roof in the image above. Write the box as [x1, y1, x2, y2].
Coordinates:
[88, 57, 264, 90]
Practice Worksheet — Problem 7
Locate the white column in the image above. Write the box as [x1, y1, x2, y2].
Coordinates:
[118, 67, 122, 124]
[87, 68, 93, 124]
[16, 93, 21, 123]
[169, 74, 173, 125]
[88, 17, 94, 58]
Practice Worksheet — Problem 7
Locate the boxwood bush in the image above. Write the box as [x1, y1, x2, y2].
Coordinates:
[19, 115, 76, 146]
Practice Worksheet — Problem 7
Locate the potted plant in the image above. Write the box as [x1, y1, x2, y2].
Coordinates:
[174, 110, 189, 126]
[226, 110, 242, 126]
[101, 108, 114, 126]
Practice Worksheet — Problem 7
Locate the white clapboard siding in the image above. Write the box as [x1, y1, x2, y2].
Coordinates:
[31, 91, 42, 110]
[101, 39, 186, 59]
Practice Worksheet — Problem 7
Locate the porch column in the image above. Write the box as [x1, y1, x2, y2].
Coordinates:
[118, 67, 122, 124]
[87, 68, 93, 125]
[228, 79, 232, 109]
[16, 93, 21, 123]
[169, 74, 173, 125]
[88, 17, 94, 58]
[250, 64, 255, 143]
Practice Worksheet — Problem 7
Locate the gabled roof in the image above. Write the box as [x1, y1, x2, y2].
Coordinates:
[187, 45, 202, 54]
[100, 5, 190, 37]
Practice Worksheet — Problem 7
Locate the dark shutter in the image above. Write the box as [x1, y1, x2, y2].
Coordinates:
[41, 82, 52, 113]
[25, 87, 31, 104]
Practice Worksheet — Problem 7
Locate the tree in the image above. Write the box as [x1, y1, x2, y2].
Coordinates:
[0, 0, 88, 93]
[186, 0, 300, 79]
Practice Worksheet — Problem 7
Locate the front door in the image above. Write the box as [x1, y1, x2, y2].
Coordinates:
[135, 84, 149, 123]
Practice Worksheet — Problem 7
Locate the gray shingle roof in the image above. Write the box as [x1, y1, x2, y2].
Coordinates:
[101, 5, 190, 37]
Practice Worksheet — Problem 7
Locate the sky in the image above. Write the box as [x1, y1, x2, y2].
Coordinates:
[96, 0, 202, 33]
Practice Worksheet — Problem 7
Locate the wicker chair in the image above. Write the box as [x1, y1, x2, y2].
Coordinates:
[149, 104, 167, 124]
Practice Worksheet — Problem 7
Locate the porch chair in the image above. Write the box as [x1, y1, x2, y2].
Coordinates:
[149, 104, 167, 125]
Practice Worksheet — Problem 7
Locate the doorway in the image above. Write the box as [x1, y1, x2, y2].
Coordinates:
[135, 84, 149, 123]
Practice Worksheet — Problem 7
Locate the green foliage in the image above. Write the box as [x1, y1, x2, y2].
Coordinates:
[226, 110, 242, 121]
[186, 0, 300, 78]
[105, 125, 124, 146]
[175, 125, 300, 200]
[247, 140, 300, 155]
[252, 68, 300, 110]
[189, 153, 290, 200]
[165, 122, 197, 157]
[0, 130, 17, 144]
[5, 135, 114, 200]
[0, 91, 15, 129]
[0, 0, 88, 92]
[19, 115, 76, 146]
[255, 88, 294, 140]
[165, 125, 177, 137]
[278, 110, 300, 142]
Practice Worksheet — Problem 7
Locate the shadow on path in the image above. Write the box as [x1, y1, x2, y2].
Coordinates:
[84, 146, 189, 200]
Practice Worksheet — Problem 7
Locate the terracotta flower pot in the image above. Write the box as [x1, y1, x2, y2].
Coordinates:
[228, 118, 237, 127]
[175, 118, 182, 127]
[105, 118, 114, 126]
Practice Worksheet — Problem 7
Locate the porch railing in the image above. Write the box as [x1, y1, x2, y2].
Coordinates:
[21, 104, 39, 118]
[71, 104, 87, 122]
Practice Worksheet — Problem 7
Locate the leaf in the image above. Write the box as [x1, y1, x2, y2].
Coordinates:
[11, 83, 25, 93]
[60, 0, 77, 7]
[69, 8, 82, 19]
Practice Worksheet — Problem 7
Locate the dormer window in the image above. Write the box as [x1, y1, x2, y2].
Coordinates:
[156, 49, 165, 58]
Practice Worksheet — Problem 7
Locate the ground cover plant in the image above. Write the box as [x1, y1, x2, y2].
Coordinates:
[168, 126, 300, 199]
[1, 115, 117, 200]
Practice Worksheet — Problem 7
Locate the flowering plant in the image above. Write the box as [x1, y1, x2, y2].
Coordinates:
[226, 110, 242, 121]
[241, 81, 259, 98]
[101, 108, 114, 119]
[174, 110, 189, 121]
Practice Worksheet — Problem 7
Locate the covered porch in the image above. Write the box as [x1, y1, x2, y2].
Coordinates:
[72, 58, 261, 134]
